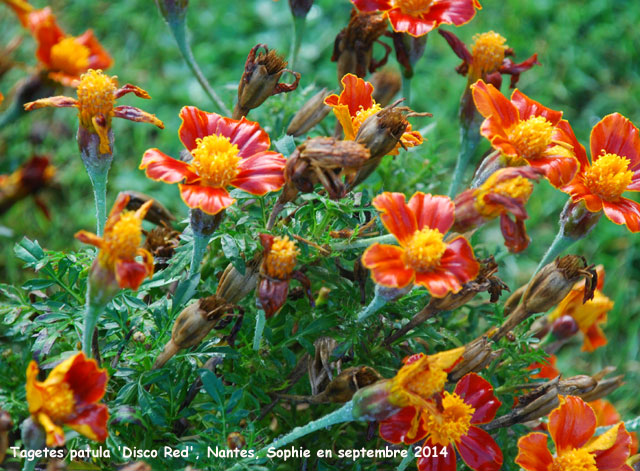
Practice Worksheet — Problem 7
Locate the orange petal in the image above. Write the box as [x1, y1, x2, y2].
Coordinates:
[361, 243, 414, 289]
[590, 113, 640, 171]
[511, 89, 562, 125]
[232, 151, 286, 195]
[589, 400, 621, 427]
[75, 230, 105, 249]
[407, 192, 454, 234]
[472, 80, 518, 141]
[24, 95, 78, 111]
[555, 120, 589, 172]
[76, 29, 113, 71]
[113, 105, 164, 128]
[337, 74, 375, 117]
[140, 148, 198, 184]
[387, 8, 438, 37]
[582, 323, 608, 352]
[602, 198, 640, 233]
[63, 352, 108, 404]
[548, 395, 596, 453]
[179, 183, 235, 215]
[589, 423, 633, 471]
[515, 432, 553, 471]
[115, 259, 150, 290]
[372, 192, 417, 245]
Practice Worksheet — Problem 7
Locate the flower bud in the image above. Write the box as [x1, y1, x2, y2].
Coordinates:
[234, 44, 300, 119]
[132, 331, 146, 343]
[286, 88, 331, 137]
[190, 207, 224, 238]
[448, 337, 503, 382]
[155, 0, 189, 25]
[320, 366, 383, 403]
[355, 106, 408, 161]
[351, 379, 401, 422]
[309, 337, 339, 395]
[551, 314, 580, 339]
[143, 223, 181, 271]
[559, 199, 603, 241]
[227, 432, 246, 450]
[371, 69, 402, 107]
[288, 0, 313, 18]
[216, 256, 260, 304]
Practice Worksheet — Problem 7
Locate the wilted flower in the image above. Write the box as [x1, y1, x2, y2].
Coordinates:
[548, 265, 613, 352]
[471, 80, 578, 188]
[362, 192, 479, 297]
[516, 396, 633, 471]
[454, 166, 542, 253]
[143, 223, 181, 270]
[560, 113, 640, 232]
[370, 68, 402, 106]
[0, 155, 55, 217]
[26, 352, 108, 447]
[2, 0, 112, 86]
[350, 0, 482, 37]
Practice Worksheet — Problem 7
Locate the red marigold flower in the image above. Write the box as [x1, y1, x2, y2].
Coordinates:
[26, 352, 108, 447]
[527, 354, 559, 380]
[381, 372, 503, 471]
[2, 0, 112, 86]
[471, 80, 578, 188]
[516, 396, 633, 471]
[76, 193, 154, 291]
[362, 192, 479, 297]
[140, 106, 286, 216]
[25, 69, 164, 155]
[590, 400, 638, 455]
[547, 265, 613, 352]
[324, 73, 422, 151]
[559, 113, 640, 232]
[351, 0, 482, 37]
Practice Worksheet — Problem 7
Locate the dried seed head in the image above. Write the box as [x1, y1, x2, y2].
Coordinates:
[356, 106, 409, 160]
[351, 379, 401, 422]
[371, 69, 402, 107]
[227, 432, 246, 450]
[216, 256, 260, 304]
[322, 366, 383, 403]
[286, 88, 331, 137]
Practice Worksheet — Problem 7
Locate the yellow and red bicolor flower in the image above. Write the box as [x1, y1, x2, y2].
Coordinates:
[26, 352, 108, 447]
[516, 396, 633, 471]
[362, 192, 479, 297]
[547, 265, 613, 352]
[140, 106, 286, 216]
[381, 369, 503, 471]
[590, 400, 638, 455]
[453, 166, 542, 253]
[25, 69, 164, 155]
[2, 0, 112, 86]
[324, 73, 422, 151]
[76, 193, 154, 291]
[471, 80, 578, 188]
[559, 113, 640, 232]
[351, 0, 481, 37]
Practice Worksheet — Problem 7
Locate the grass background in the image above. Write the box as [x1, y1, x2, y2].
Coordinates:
[1, 0, 639, 469]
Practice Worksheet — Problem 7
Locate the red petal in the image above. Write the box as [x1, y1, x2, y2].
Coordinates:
[232, 151, 286, 195]
[420, 0, 482, 27]
[548, 396, 596, 453]
[511, 89, 562, 125]
[351, 0, 392, 11]
[589, 400, 621, 427]
[66, 403, 109, 442]
[590, 113, 640, 171]
[64, 353, 107, 404]
[179, 106, 271, 157]
[361, 244, 414, 289]
[408, 192, 455, 234]
[115, 259, 150, 290]
[372, 192, 417, 245]
[472, 80, 518, 142]
[379, 406, 424, 444]
[139, 148, 198, 184]
[515, 432, 553, 471]
[582, 324, 608, 352]
[454, 373, 501, 424]
[527, 151, 578, 188]
[562, 179, 604, 213]
[500, 213, 529, 253]
[258, 278, 289, 319]
[113, 106, 164, 129]
[555, 120, 589, 172]
[388, 8, 437, 37]
[29, 8, 65, 67]
[417, 441, 457, 471]
[75, 29, 113, 70]
[338, 74, 375, 117]
[602, 198, 640, 232]
[179, 184, 235, 215]
[593, 424, 633, 471]
[457, 426, 503, 471]
[438, 30, 472, 63]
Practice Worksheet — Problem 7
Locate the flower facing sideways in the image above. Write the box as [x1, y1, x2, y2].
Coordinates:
[26, 352, 108, 447]
[516, 395, 633, 471]
[362, 192, 479, 297]
[140, 106, 286, 215]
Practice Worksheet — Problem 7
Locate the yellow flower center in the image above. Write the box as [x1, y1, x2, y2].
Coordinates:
[43, 382, 75, 421]
[552, 448, 597, 471]
[76, 69, 116, 129]
[99, 211, 143, 269]
[508, 116, 554, 160]
[49, 37, 90, 76]
[393, 0, 434, 15]
[403, 227, 447, 272]
[264, 236, 299, 279]
[352, 103, 383, 137]
[582, 152, 633, 202]
[190, 134, 241, 188]
[471, 31, 508, 77]
[425, 392, 474, 446]
[474, 175, 533, 218]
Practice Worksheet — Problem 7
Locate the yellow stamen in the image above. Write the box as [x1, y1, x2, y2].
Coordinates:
[393, 0, 434, 15]
[190, 134, 241, 188]
[403, 227, 447, 272]
[76, 69, 116, 129]
[508, 116, 554, 160]
[42, 382, 75, 421]
[474, 174, 533, 218]
[352, 103, 383, 136]
[425, 392, 474, 446]
[98, 211, 143, 269]
[583, 152, 633, 201]
[471, 31, 508, 78]
[264, 236, 299, 279]
[552, 448, 597, 471]
[49, 37, 90, 76]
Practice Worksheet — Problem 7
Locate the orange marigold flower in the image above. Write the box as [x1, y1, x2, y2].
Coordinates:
[324, 73, 422, 152]
[140, 106, 286, 216]
[590, 400, 638, 455]
[26, 352, 108, 447]
[559, 113, 640, 232]
[24, 69, 164, 155]
[381, 370, 503, 471]
[1, 0, 112, 86]
[76, 193, 154, 290]
[516, 396, 633, 471]
[453, 166, 542, 253]
[351, 0, 482, 37]
[471, 79, 578, 188]
[362, 192, 479, 297]
[548, 265, 613, 352]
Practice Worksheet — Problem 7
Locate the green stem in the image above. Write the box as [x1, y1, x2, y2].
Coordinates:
[21, 458, 37, 471]
[87, 163, 109, 237]
[533, 230, 576, 275]
[448, 124, 480, 197]
[331, 233, 395, 251]
[402, 75, 411, 107]
[83, 299, 101, 357]
[253, 309, 266, 350]
[0, 97, 25, 131]
[188, 231, 211, 278]
[397, 446, 415, 470]
[289, 15, 306, 71]
[356, 288, 388, 322]
[168, 19, 229, 115]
